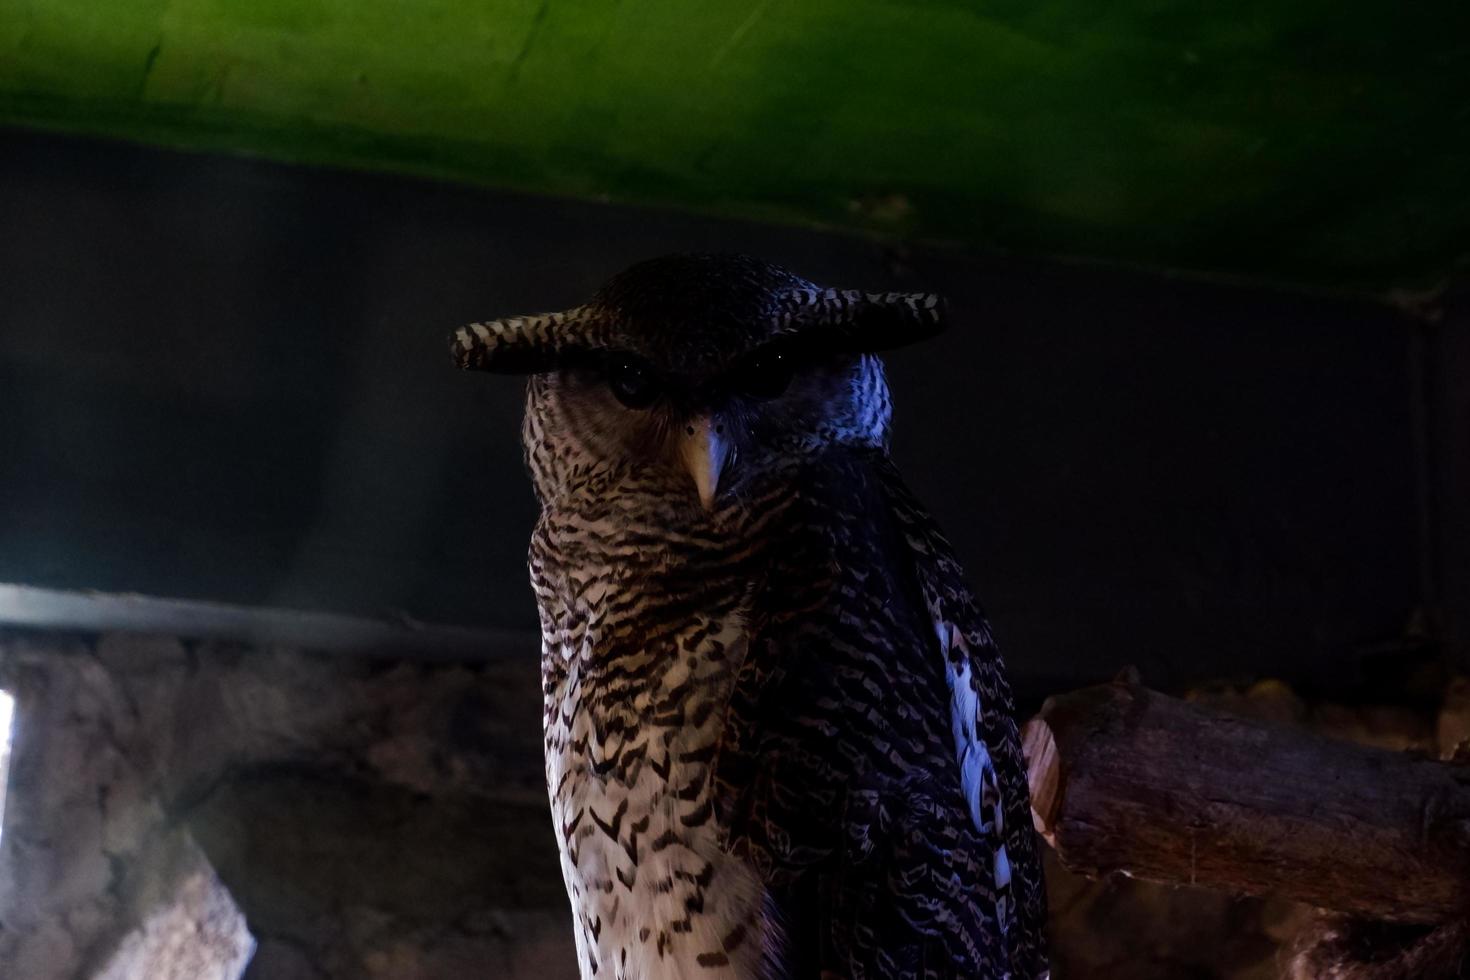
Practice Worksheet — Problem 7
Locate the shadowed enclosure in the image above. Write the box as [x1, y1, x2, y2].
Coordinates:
[0, 2, 1467, 976]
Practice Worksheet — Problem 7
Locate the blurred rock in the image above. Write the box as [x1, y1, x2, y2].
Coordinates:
[1309, 702, 1434, 753]
[94, 834, 254, 980]
[11, 627, 1467, 980]
[1436, 676, 1470, 760]
[0, 628, 569, 980]
[1185, 678, 1306, 727]
[1044, 840, 1310, 980]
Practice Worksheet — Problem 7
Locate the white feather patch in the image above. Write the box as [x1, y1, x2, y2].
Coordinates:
[943, 625, 994, 834]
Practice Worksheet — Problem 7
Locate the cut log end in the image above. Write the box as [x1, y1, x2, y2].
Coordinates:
[1020, 716, 1059, 846]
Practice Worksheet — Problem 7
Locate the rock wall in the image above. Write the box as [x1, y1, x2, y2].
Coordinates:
[0, 629, 573, 980]
[1, 626, 1459, 979]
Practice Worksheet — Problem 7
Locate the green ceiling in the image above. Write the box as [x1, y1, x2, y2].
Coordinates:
[3, 0, 1467, 290]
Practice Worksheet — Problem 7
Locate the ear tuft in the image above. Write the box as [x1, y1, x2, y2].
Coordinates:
[782, 288, 948, 353]
[449, 307, 600, 374]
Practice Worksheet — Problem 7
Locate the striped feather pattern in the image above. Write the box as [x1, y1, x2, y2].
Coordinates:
[457, 254, 1048, 979]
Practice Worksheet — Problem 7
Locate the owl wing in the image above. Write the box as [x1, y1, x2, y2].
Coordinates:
[714, 450, 1048, 979]
[869, 454, 1050, 977]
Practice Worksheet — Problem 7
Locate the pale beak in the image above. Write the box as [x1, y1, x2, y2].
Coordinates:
[679, 415, 730, 511]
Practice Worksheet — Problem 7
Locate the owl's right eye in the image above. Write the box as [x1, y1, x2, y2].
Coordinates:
[607, 356, 660, 409]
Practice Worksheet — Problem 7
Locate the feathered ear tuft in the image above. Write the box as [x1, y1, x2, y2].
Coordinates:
[782, 289, 948, 353]
[449, 306, 600, 374]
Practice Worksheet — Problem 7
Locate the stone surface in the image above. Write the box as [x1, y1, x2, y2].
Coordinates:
[93, 834, 254, 980]
[0, 628, 572, 980]
[5, 626, 1465, 979]
[0, 633, 255, 979]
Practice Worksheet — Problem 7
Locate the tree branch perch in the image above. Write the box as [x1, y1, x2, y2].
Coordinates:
[1023, 682, 1470, 923]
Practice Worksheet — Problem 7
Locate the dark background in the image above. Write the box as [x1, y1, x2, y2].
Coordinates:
[2, 126, 1460, 699]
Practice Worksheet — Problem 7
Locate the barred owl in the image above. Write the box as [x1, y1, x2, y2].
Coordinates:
[450, 254, 1047, 979]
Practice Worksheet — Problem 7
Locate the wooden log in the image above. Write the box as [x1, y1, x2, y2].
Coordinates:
[1023, 682, 1470, 923]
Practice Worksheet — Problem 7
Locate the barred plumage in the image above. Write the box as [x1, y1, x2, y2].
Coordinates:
[452, 254, 1047, 979]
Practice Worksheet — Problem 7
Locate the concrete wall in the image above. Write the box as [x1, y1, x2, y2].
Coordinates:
[0, 126, 1429, 697]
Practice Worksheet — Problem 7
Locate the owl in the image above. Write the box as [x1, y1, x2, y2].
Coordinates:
[450, 254, 1047, 979]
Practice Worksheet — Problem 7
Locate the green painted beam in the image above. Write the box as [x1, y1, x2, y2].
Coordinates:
[3, 0, 1467, 289]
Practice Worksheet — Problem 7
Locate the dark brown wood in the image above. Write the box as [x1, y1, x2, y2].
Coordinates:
[1023, 682, 1470, 923]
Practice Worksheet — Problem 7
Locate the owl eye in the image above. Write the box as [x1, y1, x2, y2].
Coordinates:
[607, 355, 660, 409]
[734, 348, 795, 401]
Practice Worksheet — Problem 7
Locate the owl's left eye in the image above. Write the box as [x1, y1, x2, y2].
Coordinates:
[733, 347, 795, 401]
[607, 355, 660, 409]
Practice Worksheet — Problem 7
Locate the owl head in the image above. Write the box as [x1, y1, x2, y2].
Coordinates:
[451, 254, 946, 512]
